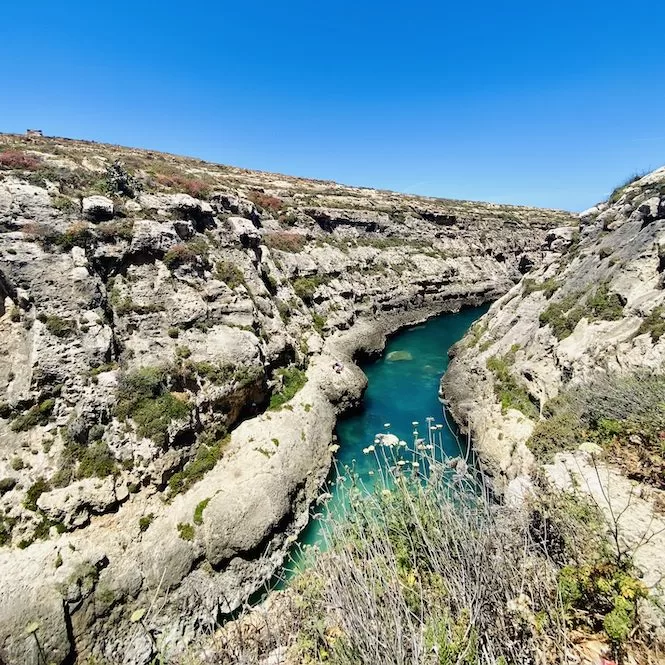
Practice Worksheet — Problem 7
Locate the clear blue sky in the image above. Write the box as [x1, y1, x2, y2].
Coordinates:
[1, 1, 664, 211]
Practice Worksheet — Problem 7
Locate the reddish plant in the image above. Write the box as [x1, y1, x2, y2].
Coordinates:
[0, 150, 42, 170]
[247, 191, 284, 212]
[263, 232, 307, 253]
[155, 173, 210, 199]
[163, 243, 197, 268]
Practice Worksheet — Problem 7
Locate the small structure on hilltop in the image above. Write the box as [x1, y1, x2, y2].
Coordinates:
[26, 129, 43, 137]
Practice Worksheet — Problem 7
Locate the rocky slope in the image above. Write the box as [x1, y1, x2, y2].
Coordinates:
[442, 166, 665, 635]
[0, 133, 574, 664]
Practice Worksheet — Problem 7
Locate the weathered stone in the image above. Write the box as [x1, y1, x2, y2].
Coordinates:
[82, 195, 114, 221]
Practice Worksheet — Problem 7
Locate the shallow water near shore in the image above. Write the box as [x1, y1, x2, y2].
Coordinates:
[280, 304, 490, 580]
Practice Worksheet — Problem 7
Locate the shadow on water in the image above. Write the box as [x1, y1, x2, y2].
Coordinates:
[243, 304, 490, 608]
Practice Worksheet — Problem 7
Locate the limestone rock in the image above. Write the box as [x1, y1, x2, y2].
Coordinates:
[82, 195, 114, 221]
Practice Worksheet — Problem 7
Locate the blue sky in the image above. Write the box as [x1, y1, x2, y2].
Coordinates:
[1, 1, 664, 211]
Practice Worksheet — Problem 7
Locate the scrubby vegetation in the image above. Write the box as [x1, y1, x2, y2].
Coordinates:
[247, 191, 284, 212]
[168, 435, 230, 497]
[10, 399, 55, 432]
[637, 305, 665, 342]
[609, 171, 647, 204]
[214, 260, 245, 289]
[539, 284, 624, 340]
[522, 277, 560, 298]
[163, 238, 209, 269]
[206, 437, 655, 665]
[115, 367, 190, 447]
[263, 231, 307, 253]
[486, 346, 538, 418]
[269, 367, 307, 410]
[528, 372, 665, 488]
[292, 276, 325, 305]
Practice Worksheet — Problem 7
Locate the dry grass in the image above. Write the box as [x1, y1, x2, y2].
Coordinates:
[178, 423, 661, 665]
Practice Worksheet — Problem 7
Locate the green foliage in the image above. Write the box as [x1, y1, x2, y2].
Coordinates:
[214, 260, 245, 288]
[177, 522, 195, 541]
[24, 477, 51, 511]
[485, 349, 537, 418]
[0, 511, 17, 546]
[586, 284, 624, 321]
[311, 312, 327, 335]
[115, 367, 190, 447]
[11, 399, 55, 432]
[44, 314, 75, 338]
[167, 327, 180, 338]
[538, 292, 584, 340]
[168, 436, 230, 497]
[538, 285, 623, 340]
[78, 442, 118, 479]
[522, 277, 560, 298]
[637, 305, 665, 342]
[10, 456, 24, 470]
[558, 562, 647, 645]
[462, 321, 488, 349]
[0, 477, 17, 495]
[193, 497, 211, 525]
[269, 367, 308, 410]
[527, 409, 581, 460]
[292, 276, 324, 304]
[52, 195, 77, 212]
[54, 222, 92, 251]
[96, 219, 134, 242]
[138, 514, 154, 532]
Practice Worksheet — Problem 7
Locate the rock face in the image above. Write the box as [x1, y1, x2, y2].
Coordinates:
[441, 166, 665, 632]
[0, 133, 575, 664]
[442, 165, 665, 489]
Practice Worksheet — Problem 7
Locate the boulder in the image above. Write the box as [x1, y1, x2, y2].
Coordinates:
[129, 219, 179, 255]
[37, 478, 129, 529]
[82, 196, 114, 221]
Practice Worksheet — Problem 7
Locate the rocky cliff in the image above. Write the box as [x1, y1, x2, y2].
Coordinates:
[442, 166, 665, 631]
[0, 133, 574, 664]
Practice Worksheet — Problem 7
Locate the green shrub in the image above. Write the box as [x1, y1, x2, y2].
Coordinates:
[177, 522, 195, 541]
[44, 315, 75, 338]
[52, 195, 77, 212]
[486, 351, 537, 418]
[167, 327, 180, 338]
[538, 292, 584, 340]
[292, 276, 324, 304]
[115, 367, 190, 447]
[608, 172, 646, 204]
[636, 306, 665, 342]
[0, 478, 17, 495]
[586, 284, 624, 321]
[139, 514, 154, 532]
[54, 222, 91, 251]
[193, 497, 211, 525]
[312, 312, 327, 335]
[558, 562, 647, 646]
[527, 410, 581, 460]
[269, 367, 308, 410]
[214, 260, 245, 288]
[24, 477, 51, 511]
[168, 436, 230, 497]
[11, 399, 55, 432]
[522, 277, 560, 298]
[131, 393, 190, 447]
[77, 442, 118, 479]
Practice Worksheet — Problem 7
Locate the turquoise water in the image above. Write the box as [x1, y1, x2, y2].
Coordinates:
[282, 304, 489, 576]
